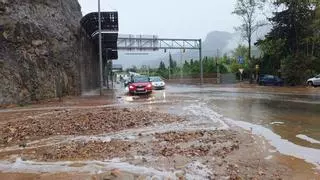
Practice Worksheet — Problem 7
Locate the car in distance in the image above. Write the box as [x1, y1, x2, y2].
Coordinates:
[307, 74, 320, 87]
[259, 75, 284, 86]
[149, 76, 166, 90]
[128, 76, 153, 95]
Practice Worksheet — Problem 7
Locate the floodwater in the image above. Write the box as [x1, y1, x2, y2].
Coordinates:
[120, 84, 320, 167]
[1, 84, 320, 178]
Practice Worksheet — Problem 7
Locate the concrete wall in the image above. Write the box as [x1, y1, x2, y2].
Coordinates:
[166, 73, 237, 85]
[167, 78, 218, 85]
[221, 73, 237, 84]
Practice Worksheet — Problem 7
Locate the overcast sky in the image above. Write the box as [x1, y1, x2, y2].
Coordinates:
[78, 0, 240, 39]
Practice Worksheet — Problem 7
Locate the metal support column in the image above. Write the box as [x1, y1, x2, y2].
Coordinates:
[199, 39, 203, 85]
[217, 48, 220, 84]
[106, 49, 110, 89]
[180, 49, 183, 79]
[103, 62, 106, 86]
[168, 53, 171, 80]
[98, 0, 103, 95]
[111, 60, 114, 89]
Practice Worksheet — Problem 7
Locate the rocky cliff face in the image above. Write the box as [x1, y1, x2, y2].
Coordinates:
[0, 0, 83, 104]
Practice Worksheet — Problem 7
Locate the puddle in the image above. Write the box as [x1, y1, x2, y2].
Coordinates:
[270, 122, 285, 125]
[296, 134, 320, 144]
[224, 117, 320, 168]
[183, 103, 229, 130]
[183, 103, 320, 168]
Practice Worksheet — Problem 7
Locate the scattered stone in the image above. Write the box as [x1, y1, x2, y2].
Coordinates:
[6, 137, 12, 143]
[19, 143, 27, 148]
[0, 108, 183, 145]
[136, 176, 147, 180]
[31, 40, 46, 46]
[151, 176, 161, 180]
[258, 170, 266, 176]
[175, 170, 186, 178]
[111, 169, 121, 177]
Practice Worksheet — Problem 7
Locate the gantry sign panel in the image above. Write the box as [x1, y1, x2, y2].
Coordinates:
[80, 11, 119, 60]
[117, 34, 201, 51]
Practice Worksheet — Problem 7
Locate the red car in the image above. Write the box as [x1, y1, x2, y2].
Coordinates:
[128, 76, 153, 95]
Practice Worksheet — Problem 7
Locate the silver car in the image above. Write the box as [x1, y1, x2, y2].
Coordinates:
[149, 76, 165, 90]
[307, 74, 320, 87]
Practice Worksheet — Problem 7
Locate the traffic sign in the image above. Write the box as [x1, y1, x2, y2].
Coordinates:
[238, 56, 244, 64]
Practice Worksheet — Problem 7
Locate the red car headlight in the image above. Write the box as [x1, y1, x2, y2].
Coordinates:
[129, 85, 135, 89]
[147, 84, 152, 88]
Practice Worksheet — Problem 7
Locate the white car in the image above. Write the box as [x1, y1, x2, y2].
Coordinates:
[149, 76, 165, 90]
[307, 74, 320, 87]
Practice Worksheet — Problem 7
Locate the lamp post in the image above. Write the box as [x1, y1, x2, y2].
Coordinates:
[215, 48, 221, 84]
[180, 49, 185, 79]
[168, 52, 171, 80]
[98, 0, 103, 95]
[199, 39, 203, 85]
[255, 64, 260, 83]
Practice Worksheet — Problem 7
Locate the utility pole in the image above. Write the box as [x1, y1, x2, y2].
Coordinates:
[106, 49, 110, 89]
[107, 59, 110, 89]
[168, 53, 171, 80]
[216, 48, 220, 84]
[98, 0, 103, 95]
[111, 60, 113, 89]
[180, 49, 183, 79]
[199, 39, 203, 85]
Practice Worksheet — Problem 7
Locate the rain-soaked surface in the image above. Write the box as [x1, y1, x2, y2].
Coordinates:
[117, 84, 320, 167]
[1, 83, 320, 179]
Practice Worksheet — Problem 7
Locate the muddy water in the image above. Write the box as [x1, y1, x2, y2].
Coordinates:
[1, 84, 319, 178]
[201, 92, 320, 149]
[122, 84, 320, 167]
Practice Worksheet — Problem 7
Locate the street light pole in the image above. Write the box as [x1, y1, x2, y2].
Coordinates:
[168, 53, 171, 80]
[180, 49, 183, 79]
[216, 48, 220, 84]
[98, 0, 103, 95]
[199, 39, 203, 85]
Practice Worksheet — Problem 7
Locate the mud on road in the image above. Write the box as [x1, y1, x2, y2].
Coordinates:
[0, 107, 182, 146]
[0, 104, 318, 180]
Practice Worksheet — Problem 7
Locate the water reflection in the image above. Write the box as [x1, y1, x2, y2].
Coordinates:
[204, 93, 320, 149]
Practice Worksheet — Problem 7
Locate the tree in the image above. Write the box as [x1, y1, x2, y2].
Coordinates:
[183, 60, 190, 73]
[310, 0, 320, 57]
[190, 59, 194, 66]
[157, 61, 168, 79]
[257, 0, 318, 84]
[158, 61, 166, 71]
[257, 38, 285, 74]
[128, 65, 137, 72]
[169, 53, 177, 71]
[232, 0, 266, 62]
[232, 45, 249, 61]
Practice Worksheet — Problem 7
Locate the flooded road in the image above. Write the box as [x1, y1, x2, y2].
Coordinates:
[207, 93, 320, 149]
[119, 84, 320, 167]
[1, 84, 320, 179]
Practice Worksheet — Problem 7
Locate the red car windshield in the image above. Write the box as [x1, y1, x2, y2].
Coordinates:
[133, 77, 149, 83]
